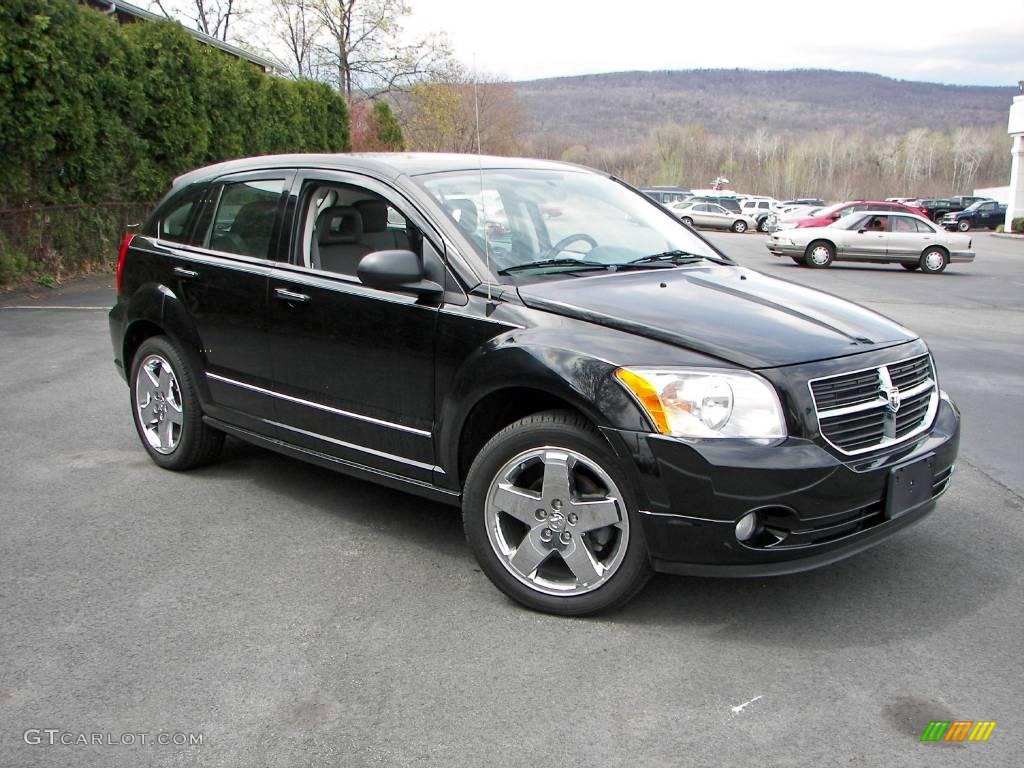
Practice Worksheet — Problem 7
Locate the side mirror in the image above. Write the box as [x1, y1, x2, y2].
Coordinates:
[356, 250, 442, 296]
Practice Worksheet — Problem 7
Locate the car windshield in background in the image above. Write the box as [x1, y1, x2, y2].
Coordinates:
[416, 169, 723, 279]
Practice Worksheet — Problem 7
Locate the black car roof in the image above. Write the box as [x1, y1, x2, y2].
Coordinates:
[172, 152, 591, 189]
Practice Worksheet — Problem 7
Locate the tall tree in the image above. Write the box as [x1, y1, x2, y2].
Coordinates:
[372, 100, 403, 150]
[312, 0, 450, 99]
[271, 0, 321, 78]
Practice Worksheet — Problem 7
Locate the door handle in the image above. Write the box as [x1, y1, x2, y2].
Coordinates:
[274, 288, 311, 303]
[173, 266, 199, 278]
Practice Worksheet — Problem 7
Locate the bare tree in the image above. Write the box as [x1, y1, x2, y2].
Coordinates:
[312, 0, 451, 99]
[271, 0, 322, 78]
[150, 0, 241, 41]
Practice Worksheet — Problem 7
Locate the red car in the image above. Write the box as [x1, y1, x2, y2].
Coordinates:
[793, 200, 927, 229]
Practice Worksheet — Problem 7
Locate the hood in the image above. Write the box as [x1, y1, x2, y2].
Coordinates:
[796, 216, 832, 228]
[517, 266, 916, 369]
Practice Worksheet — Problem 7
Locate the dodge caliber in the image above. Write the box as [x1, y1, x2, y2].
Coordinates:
[109, 154, 960, 615]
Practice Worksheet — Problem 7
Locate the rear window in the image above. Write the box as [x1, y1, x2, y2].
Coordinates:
[150, 185, 206, 243]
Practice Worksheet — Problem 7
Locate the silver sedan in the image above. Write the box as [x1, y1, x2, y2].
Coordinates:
[670, 201, 758, 233]
[765, 211, 975, 274]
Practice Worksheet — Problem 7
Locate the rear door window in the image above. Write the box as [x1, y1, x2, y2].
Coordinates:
[208, 179, 287, 259]
[153, 186, 206, 243]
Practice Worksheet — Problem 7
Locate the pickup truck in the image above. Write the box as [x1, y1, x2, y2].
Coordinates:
[941, 200, 1007, 231]
[917, 196, 993, 222]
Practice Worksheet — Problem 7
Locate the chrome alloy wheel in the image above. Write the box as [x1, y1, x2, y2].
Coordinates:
[484, 447, 628, 596]
[135, 354, 184, 454]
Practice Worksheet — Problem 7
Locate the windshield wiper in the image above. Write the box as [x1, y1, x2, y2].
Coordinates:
[627, 250, 722, 266]
[498, 258, 609, 275]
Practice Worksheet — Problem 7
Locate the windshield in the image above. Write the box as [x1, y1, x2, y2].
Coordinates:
[417, 169, 725, 280]
[963, 202, 984, 212]
[814, 202, 847, 218]
[832, 213, 871, 230]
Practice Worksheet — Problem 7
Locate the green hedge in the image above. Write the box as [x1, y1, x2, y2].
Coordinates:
[1012, 218, 1024, 234]
[0, 0, 349, 283]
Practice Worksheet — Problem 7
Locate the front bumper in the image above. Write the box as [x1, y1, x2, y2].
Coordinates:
[766, 241, 805, 258]
[603, 396, 960, 576]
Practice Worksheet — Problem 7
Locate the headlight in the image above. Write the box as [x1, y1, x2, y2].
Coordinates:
[773, 237, 794, 245]
[615, 367, 787, 439]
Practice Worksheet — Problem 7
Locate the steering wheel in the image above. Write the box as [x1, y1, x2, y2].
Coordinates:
[541, 233, 599, 261]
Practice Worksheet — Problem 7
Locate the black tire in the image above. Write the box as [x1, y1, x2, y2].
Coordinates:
[957, 219, 971, 232]
[901, 263, 920, 271]
[731, 219, 748, 233]
[463, 410, 652, 616]
[129, 336, 224, 470]
[790, 256, 807, 266]
[681, 216, 694, 227]
[932, 211, 947, 223]
[804, 240, 835, 268]
[757, 217, 769, 232]
[919, 247, 949, 274]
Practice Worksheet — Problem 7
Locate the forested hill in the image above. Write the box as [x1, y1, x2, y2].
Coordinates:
[513, 69, 1016, 145]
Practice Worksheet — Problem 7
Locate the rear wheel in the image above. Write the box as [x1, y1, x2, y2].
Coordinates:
[731, 219, 748, 233]
[805, 240, 835, 268]
[919, 247, 949, 274]
[463, 410, 651, 616]
[130, 336, 224, 470]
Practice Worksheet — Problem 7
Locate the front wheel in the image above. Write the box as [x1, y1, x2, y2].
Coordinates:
[681, 216, 694, 227]
[957, 219, 971, 232]
[130, 336, 224, 470]
[919, 247, 949, 274]
[790, 256, 807, 266]
[805, 240, 835, 268]
[901, 263, 920, 271]
[463, 410, 651, 616]
[731, 219, 748, 233]
[757, 217, 769, 232]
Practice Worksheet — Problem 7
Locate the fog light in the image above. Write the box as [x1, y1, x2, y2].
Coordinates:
[735, 512, 759, 542]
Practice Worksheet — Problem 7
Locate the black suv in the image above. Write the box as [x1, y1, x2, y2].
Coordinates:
[109, 153, 960, 615]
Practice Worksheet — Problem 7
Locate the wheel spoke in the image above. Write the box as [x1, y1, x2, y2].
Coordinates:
[157, 366, 173, 398]
[157, 417, 174, 449]
[509, 529, 550, 577]
[560, 537, 602, 586]
[142, 365, 160, 391]
[166, 403, 183, 426]
[139, 398, 159, 424]
[493, 483, 541, 526]
[541, 451, 572, 502]
[571, 498, 621, 533]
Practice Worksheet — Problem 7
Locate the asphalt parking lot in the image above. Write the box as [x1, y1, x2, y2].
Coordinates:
[1, 233, 1022, 767]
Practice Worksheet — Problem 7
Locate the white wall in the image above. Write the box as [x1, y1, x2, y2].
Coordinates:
[1006, 94, 1024, 230]
[973, 186, 1010, 204]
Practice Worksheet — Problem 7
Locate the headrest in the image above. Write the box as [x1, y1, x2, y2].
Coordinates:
[354, 200, 389, 233]
[232, 200, 278, 237]
[317, 206, 362, 244]
[447, 199, 478, 233]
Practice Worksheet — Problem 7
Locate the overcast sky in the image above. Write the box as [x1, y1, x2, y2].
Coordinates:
[401, 0, 1023, 87]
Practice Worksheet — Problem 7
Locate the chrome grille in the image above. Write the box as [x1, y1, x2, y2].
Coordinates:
[809, 354, 938, 455]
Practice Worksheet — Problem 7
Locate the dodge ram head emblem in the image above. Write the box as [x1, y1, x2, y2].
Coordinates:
[886, 386, 901, 413]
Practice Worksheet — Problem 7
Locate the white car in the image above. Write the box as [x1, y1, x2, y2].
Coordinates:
[765, 210, 975, 274]
[765, 205, 824, 233]
[671, 201, 759, 233]
[739, 197, 777, 231]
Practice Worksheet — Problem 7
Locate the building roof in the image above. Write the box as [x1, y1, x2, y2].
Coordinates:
[84, 0, 286, 74]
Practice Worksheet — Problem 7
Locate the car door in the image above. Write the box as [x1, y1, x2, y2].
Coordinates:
[884, 215, 930, 262]
[704, 204, 730, 228]
[161, 172, 291, 435]
[977, 202, 996, 227]
[854, 214, 890, 259]
[264, 170, 442, 483]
